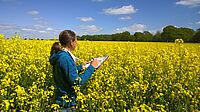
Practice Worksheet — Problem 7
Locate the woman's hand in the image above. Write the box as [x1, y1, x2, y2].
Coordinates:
[82, 62, 90, 69]
[91, 59, 99, 68]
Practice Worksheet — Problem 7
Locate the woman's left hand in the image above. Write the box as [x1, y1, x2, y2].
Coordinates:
[82, 61, 91, 69]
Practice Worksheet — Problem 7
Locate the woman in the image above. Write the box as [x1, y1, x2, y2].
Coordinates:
[49, 30, 99, 111]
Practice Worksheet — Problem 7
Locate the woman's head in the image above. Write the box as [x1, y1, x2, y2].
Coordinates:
[50, 30, 77, 55]
[59, 30, 77, 50]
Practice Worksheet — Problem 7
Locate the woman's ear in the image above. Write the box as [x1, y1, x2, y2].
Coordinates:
[70, 40, 73, 46]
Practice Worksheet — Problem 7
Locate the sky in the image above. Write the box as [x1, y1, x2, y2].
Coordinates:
[0, 0, 200, 39]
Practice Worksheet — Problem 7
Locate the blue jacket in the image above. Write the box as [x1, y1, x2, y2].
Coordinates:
[49, 50, 95, 107]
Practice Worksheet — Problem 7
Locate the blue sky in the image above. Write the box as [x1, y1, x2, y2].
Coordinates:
[0, 0, 200, 39]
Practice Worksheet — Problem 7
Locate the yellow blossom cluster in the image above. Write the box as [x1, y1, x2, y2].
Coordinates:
[0, 34, 199, 111]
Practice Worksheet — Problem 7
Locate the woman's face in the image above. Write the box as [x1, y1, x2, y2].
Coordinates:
[71, 38, 77, 51]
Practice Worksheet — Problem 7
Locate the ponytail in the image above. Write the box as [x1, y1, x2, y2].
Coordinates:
[50, 42, 62, 55]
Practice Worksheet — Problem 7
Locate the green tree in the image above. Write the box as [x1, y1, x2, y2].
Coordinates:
[111, 33, 121, 41]
[143, 31, 153, 42]
[192, 28, 200, 42]
[134, 32, 144, 41]
[161, 25, 178, 42]
[120, 31, 131, 41]
[153, 31, 162, 42]
[176, 27, 195, 42]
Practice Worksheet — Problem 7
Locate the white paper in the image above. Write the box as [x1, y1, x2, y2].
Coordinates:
[83, 56, 109, 69]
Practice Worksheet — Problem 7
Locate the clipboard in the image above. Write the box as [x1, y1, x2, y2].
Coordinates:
[83, 56, 109, 69]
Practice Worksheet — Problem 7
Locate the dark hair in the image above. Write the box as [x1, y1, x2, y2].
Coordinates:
[50, 42, 61, 55]
[59, 30, 76, 47]
[50, 30, 76, 55]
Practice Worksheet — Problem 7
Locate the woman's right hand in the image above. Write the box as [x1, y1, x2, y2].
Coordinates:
[91, 59, 99, 68]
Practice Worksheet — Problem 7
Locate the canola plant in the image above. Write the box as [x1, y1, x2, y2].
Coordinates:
[0, 34, 199, 112]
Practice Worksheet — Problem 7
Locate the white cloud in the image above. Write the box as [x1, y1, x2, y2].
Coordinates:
[103, 5, 137, 15]
[77, 25, 102, 33]
[0, 24, 17, 29]
[0, 23, 61, 39]
[33, 17, 43, 21]
[176, 0, 200, 7]
[77, 32, 89, 36]
[198, 11, 200, 14]
[196, 21, 200, 24]
[34, 24, 46, 29]
[113, 24, 147, 33]
[21, 28, 37, 32]
[28, 10, 39, 16]
[46, 27, 54, 31]
[119, 16, 132, 20]
[0, 24, 21, 36]
[77, 17, 94, 22]
[149, 29, 161, 35]
[39, 31, 46, 33]
[92, 0, 103, 2]
[33, 17, 49, 25]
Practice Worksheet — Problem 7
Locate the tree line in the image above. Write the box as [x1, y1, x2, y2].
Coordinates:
[77, 25, 200, 43]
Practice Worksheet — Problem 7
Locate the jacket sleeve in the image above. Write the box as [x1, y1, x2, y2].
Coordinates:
[76, 65, 83, 73]
[61, 58, 95, 86]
